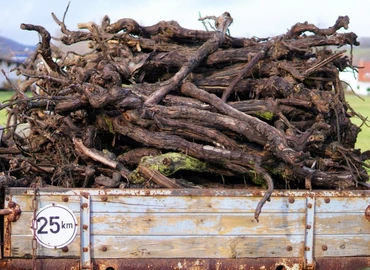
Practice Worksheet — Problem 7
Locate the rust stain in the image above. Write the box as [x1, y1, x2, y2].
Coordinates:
[3, 216, 11, 257]
[6, 187, 370, 198]
[0, 258, 79, 269]
[0, 256, 369, 269]
[365, 205, 370, 222]
[80, 191, 90, 199]
[100, 245, 108, 252]
[6, 201, 21, 222]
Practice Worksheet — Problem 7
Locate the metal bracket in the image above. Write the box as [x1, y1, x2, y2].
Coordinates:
[80, 192, 91, 269]
[303, 196, 316, 269]
[0, 201, 22, 222]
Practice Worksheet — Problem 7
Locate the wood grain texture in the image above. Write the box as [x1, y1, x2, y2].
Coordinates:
[4, 188, 370, 259]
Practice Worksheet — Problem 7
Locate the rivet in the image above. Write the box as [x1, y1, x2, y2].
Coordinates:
[288, 197, 295, 204]
[365, 205, 370, 222]
[62, 196, 69, 202]
[286, 245, 292, 251]
[340, 244, 345, 249]
[61, 246, 69, 252]
[306, 224, 311, 229]
[81, 203, 88, 209]
[83, 247, 88, 252]
[8, 201, 16, 208]
[101, 245, 108, 252]
[83, 224, 88, 230]
[324, 198, 330, 203]
[322, 245, 328, 251]
[307, 203, 312, 209]
[305, 246, 310, 251]
[101, 196, 108, 202]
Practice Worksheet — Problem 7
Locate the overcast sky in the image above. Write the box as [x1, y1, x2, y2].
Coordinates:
[0, 0, 369, 47]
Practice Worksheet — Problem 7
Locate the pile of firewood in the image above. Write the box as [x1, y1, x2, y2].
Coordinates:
[0, 10, 369, 219]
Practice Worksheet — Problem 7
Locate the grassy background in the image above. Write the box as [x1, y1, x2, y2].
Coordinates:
[345, 94, 370, 152]
[0, 91, 369, 151]
[0, 91, 15, 126]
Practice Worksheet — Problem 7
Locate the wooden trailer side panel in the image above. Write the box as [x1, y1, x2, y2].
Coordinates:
[1, 188, 370, 269]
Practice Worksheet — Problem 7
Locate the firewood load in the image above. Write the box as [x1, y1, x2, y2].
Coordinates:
[0, 10, 369, 219]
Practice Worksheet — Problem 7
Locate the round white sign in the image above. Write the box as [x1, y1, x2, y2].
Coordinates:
[32, 203, 78, 249]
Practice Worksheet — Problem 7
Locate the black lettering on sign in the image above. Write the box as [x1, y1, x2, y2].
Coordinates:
[62, 221, 73, 229]
[37, 216, 70, 234]
[37, 217, 48, 234]
[49, 216, 60, 233]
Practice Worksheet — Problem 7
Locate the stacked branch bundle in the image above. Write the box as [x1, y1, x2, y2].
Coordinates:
[0, 10, 369, 219]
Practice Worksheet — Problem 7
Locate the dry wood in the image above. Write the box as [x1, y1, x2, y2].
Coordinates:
[144, 12, 233, 106]
[137, 166, 184, 189]
[0, 10, 368, 219]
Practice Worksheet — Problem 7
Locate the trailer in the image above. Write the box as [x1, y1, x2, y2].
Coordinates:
[0, 187, 369, 269]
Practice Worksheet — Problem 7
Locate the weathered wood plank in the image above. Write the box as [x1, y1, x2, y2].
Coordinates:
[90, 213, 305, 236]
[10, 235, 304, 258]
[9, 195, 81, 212]
[314, 213, 369, 234]
[91, 235, 305, 258]
[9, 235, 80, 257]
[314, 235, 370, 257]
[10, 195, 305, 213]
[11, 234, 370, 259]
[315, 197, 369, 213]
[11, 212, 305, 236]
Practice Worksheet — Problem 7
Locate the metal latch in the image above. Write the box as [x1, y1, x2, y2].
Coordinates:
[0, 201, 22, 222]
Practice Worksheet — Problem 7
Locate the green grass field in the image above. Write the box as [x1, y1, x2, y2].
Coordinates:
[0, 91, 369, 151]
[345, 94, 370, 152]
[0, 91, 16, 126]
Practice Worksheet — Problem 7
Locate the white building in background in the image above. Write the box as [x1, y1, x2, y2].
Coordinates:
[340, 69, 359, 93]
[340, 59, 370, 96]
[0, 51, 30, 90]
[0, 59, 20, 89]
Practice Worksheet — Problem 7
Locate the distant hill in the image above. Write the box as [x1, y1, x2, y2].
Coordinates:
[0, 36, 36, 60]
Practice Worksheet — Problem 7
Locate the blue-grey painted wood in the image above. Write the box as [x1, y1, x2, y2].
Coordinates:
[4, 188, 370, 259]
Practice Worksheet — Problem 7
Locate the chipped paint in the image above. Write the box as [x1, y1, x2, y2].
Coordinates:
[2, 188, 370, 269]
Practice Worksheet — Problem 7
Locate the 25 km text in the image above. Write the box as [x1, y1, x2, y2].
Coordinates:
[37, 216, 73, 234]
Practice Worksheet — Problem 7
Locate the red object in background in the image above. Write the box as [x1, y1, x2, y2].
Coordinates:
[358, 59, 370, 82]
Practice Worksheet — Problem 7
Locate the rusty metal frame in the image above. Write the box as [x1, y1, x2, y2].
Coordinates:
[0, 257, 370, 270]
[4, 187, 370, 197]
